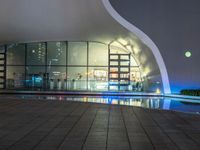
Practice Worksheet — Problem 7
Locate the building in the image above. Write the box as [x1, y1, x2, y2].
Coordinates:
[0, 0, 199, 94]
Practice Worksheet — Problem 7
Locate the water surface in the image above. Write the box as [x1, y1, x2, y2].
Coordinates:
[1, 95, 200, 114]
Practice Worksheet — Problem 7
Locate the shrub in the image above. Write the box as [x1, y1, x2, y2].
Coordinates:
[180, 89, 200, 96]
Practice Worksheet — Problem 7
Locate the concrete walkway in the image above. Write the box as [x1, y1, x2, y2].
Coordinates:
[0, 98, 200, 150]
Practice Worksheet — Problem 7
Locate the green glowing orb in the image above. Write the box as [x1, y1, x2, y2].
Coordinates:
[185, 51, 192, 58]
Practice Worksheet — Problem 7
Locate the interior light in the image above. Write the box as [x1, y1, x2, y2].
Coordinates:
[156, 88, 161, 94]
[126, 45, 132, 52]
[133, 46, 141, 54]
[56, 42, 61, 47]
[156, 81, 160, 84]
[142, 73, 147, 78]
[118, 38, 128, 45]
[111, 41, 121, 47]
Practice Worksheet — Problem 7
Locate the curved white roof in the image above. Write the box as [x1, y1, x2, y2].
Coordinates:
[0, 0, 127, 43]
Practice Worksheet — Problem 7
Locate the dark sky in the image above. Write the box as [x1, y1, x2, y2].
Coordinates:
[110, 0, 200, 92]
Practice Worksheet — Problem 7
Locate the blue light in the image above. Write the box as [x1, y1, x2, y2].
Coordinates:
[108, 98, 112, 104]
[35, 77, 42, 83]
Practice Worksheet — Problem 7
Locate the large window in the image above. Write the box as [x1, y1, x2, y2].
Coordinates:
[47, 67, 66, 90]
[6, 66, 25, 89]
[47, 42, 66, 66]
[27, 43, 46, 65]
[7, 44, 25, 65]
[89, 43, 108, 66]
[68, 42, 87, 66]
[67, 67, 87, 90]
[88, 67, 108, 91]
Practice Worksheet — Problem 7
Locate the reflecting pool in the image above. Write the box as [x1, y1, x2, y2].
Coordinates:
[3, 95, 200, 114]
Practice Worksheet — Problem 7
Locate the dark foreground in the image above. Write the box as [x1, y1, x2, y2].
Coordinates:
[0, 98, 200, 150]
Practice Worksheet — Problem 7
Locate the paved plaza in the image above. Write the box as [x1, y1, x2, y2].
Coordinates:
[0, 96, 200, 150]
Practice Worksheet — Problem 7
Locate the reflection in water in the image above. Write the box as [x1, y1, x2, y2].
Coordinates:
[18, 95, 200, 114]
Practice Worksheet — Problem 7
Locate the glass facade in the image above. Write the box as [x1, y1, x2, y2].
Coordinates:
[5, 41, 143, 91]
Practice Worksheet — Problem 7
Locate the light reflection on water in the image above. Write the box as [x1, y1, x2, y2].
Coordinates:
[17, 95, 200, 114]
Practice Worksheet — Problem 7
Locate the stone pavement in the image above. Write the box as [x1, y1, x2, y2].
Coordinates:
[0, 97, 199, 150]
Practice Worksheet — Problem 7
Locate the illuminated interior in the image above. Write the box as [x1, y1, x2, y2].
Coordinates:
[0, 40, 161, 92]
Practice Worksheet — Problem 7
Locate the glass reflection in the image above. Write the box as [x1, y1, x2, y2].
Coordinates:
[27, 43, 46, 65]
[17, 95, 200, 114]
[68, 42, 87, 65]
[26, 66, 45, 89]
[89, 43, 108, 66]
[47, 42, 66, 66]
[6, 66, 25, 89]
[47, 67, 66, 90]
[67, 67, 87, 90]
[88, 67, 108, 91]
[7, 44, 25, 65]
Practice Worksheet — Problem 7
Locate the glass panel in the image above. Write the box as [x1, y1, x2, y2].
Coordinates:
[6, 66, 25, 89]
[131, 56, 138, 66]
[7, 44, 25, 65]
[110, 67, 118, 72]
[47, 66, 66, 90]
[130, 67, 142, 91]
[120, 55, 128, 60]
[120, 68, 129, 72]
[27, 43, 46, 65]
[26, 66, 45, 89]
[0, 78, 4, 83]
[88, 67, 108, 91]
[68, 42, 87, 65]
[110, 61, 118, 66]
[67, 67, 87, 90]
[89, 43, 108, 66]
[110, 55, 118, 60]
[130, 67, 141, 82]
[0, 45, 5, 53]
[120, 61, 129, 66]
[0, 59, 4, 65]
[0, 54, 4, 59]
[110, 45, 127, 54]
[47, 42, 66, 66]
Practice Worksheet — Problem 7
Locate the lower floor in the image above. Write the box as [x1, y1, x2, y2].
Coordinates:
[5, 66, 143, 92]
[0, 96, 199, 150]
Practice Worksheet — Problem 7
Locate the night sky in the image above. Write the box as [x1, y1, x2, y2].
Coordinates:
[110, 0, 200, 92]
